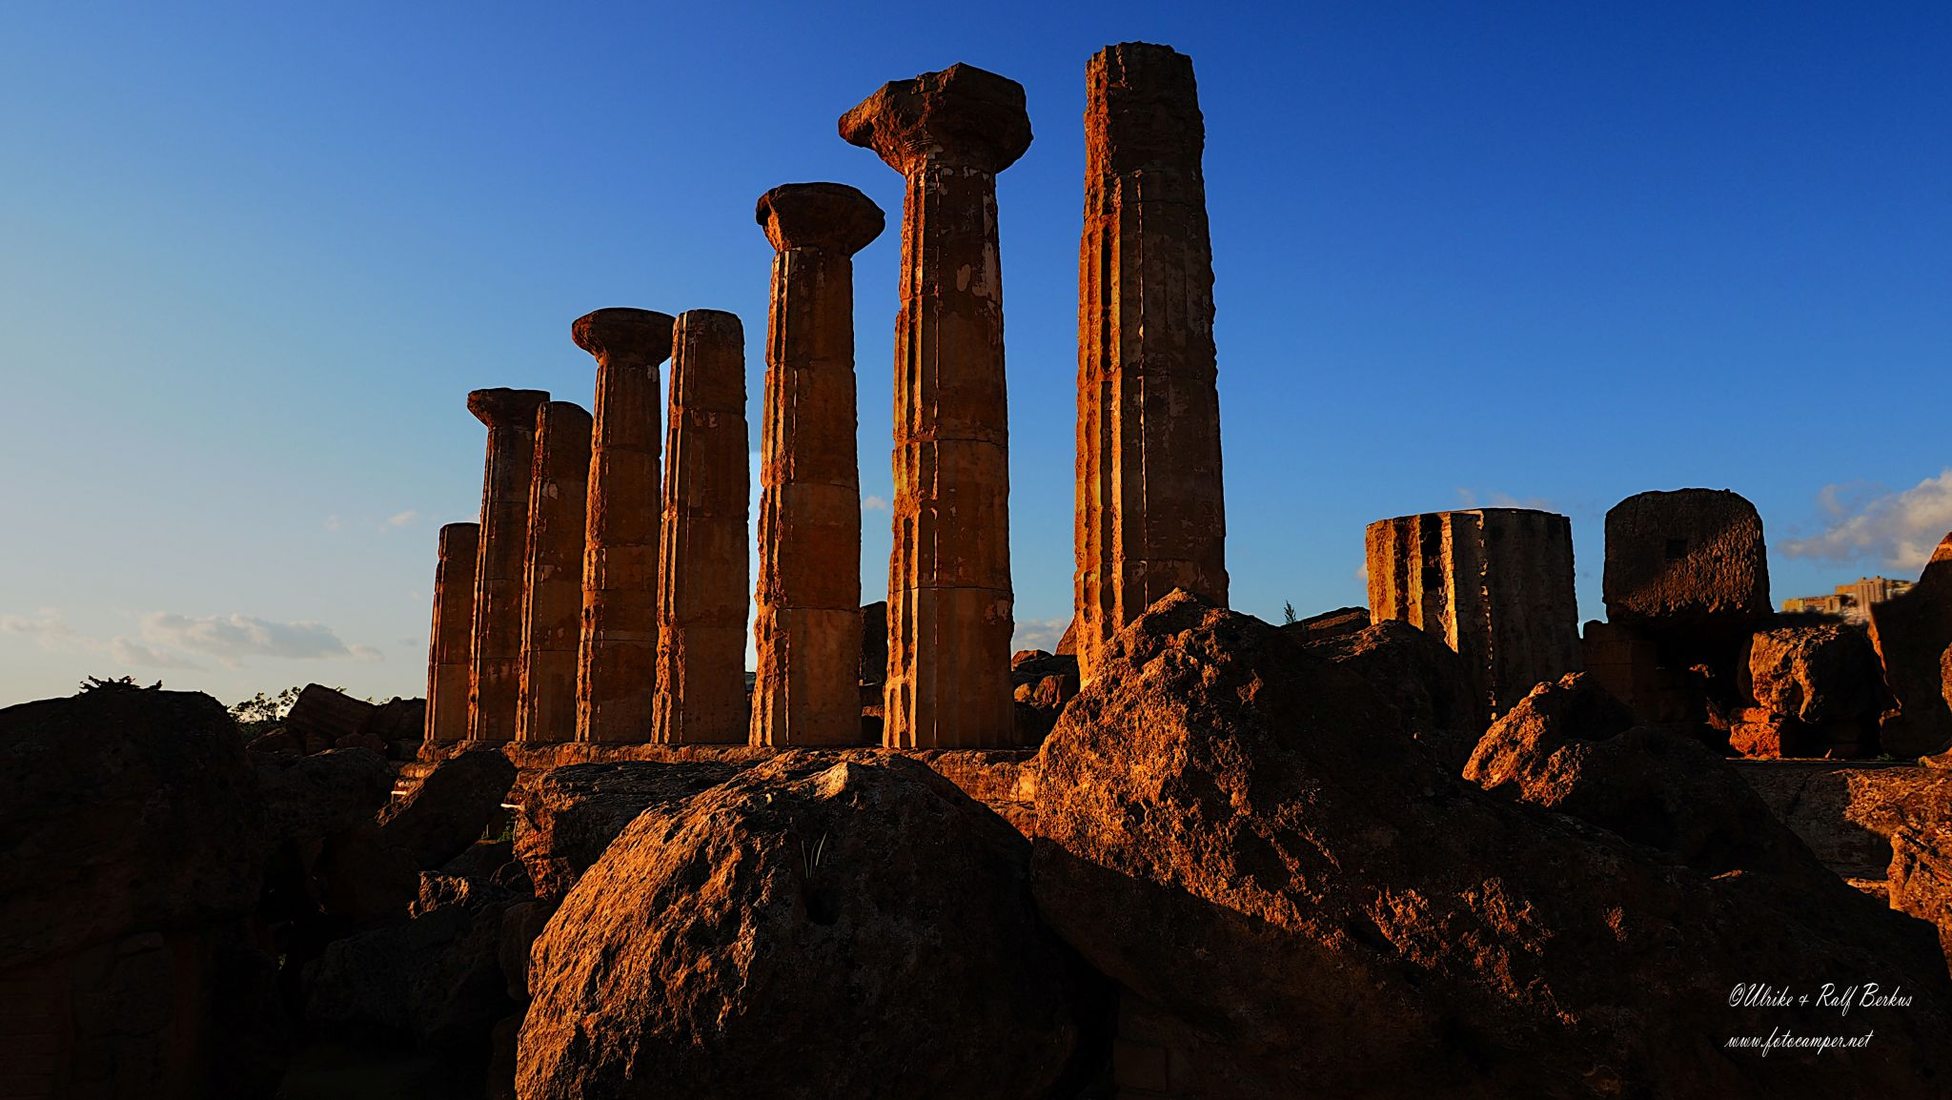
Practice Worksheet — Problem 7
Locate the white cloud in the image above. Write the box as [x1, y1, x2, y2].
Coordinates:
[1785, 470, 1952, 573]
[0, 609, 78, 649]
[383, 510, 419, 529]
[1456, 487, 1553, 511]
[1012, 616, 1070, 654]
[324, 514, 343, 531]
[139, 612, 376, 668]
[862, 494, 890, 512]
[109, 637, 204, 670]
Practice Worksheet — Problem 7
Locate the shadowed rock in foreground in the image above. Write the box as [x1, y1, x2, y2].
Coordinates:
[517, 754, 1093, 1099]
[1031, 591, 1951, 1098]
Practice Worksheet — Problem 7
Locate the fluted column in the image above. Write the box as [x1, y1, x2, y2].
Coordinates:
[654, 309, 750, 745]
[467, 387, 549, 743]
[1074, 42, 1228, 686]
[750, 183, 885, 746]
[572, 308, 676, 744]
[424, 521, 479, 744]
[840, 63, 1031, 749]
[517, 400, 593, 744]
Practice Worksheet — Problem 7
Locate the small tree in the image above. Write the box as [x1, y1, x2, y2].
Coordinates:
[79, 674, 159, 692]
[1281, 601, 1298, 625]
[230, 685, 305, 738]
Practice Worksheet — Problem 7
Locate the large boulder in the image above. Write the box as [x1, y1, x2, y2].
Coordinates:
[1304, 619, 1480, 767]
[1869, 534, 1952, 756]
[1466, 674, 1838, 883]
[0, 686, 283, 1099]
[382, 749, 516, 870]
[1032, 592, 1950, 1098]
[1730, 623, 1884, 758]
[515, 761, 746, 899]
[303, 896, 511, 1048]
[518, 755, 1090, 1099]
[1011, 649, 1081, 744]
[284, 683, 378, 754]
[253, 746, 393, 855]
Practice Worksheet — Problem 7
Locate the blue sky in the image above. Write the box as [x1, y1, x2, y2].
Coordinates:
[2, 2, 1946, 706]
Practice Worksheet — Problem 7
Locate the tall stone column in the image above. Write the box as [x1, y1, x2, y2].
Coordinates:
[572, 308, 675, 744]
[424, 521, 479, 744]
[840, 63, 1031, 749]
[1366, 507, 1582, 722]
[654, 309, 751, 745]
[750, 183, 885, 746]
[517, 400, 593, 744]
[467, 387, 550, 743]
[1074, 42, 1228, 686]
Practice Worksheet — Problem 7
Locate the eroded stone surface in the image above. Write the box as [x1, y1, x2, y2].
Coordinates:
[1032, 592, 1951, 1096]
[1604, 489, 1770, 638]
[751, 184, 883, 747]
[518, 756, 1086, 1099]
[517, 401, 592, 745]
[654, 309, 749, 745]
[468, 388, 551, 744]
[1365, 508, 1581, 721]
[572, 308, 675, 745]
[1073, 42, 1227, 687]
[842, 63, 1030, 749]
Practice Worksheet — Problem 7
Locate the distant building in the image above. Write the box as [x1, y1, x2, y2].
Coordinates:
[1781, 576, 1915, 622]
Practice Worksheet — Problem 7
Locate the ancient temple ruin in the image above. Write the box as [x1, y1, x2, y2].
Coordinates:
[842, 64, 1032, 750]
[465, 387, 549, 743]
[750, 183, 885, 747]
[1072, 42, 1228, 686]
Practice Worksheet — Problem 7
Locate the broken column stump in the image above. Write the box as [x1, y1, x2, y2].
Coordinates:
[654, 309, 750, 745]
[1366, 508, 1582, 722]
[466, 387, 550, 744]
[751, 183, 885, 746]
[572, 308, 675, 744]
[517, 400, 593, 744]
[841, 62, 1031, 749]
[1073, 41, 1228, 687]
[424, 521, 479, 745]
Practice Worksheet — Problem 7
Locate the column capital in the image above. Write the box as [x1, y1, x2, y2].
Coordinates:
[839, 63, 1032, 175]
[468, 387, 549, 428]
[572, 308, 676, 367]
[755, 183, 885, 256]
[437, 521, 480, 555]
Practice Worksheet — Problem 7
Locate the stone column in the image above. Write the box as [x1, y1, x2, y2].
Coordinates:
[467, 387, 550, 743]
[750, 183, 885, 746]
[1366, 507, 1582, 722]
[572, 308, 675, 744]
[654, 309, 750, 745]
[1074, 42, 1227, 686]
[424, 521, 479, 744]
[840, 63, 1031, 749]
[516, 400, 593, 744]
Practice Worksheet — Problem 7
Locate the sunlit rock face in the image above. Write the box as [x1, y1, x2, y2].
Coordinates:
[518, 754, 1090, 1099]
[1031, 591, 1952, 1098]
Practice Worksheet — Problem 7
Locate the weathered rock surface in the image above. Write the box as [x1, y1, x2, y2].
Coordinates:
[1746, 623, 1882, 724]
[1010, 649, 1081, 743]
[1033, 592, 1950, 1097]
[513, 760, 747, 899]
[1279, 604, 1369, 642]
[252, 746, 393, 854]
[1736, 761, 1952, 879]
[0, 686, 282, 1099]
[518, 755, 1088, 1099]
[380, 749, 516, 870]
[303, 897, 511, 1047]
[1869, 533, 1952, 756]
[1889, 824, 1952, 971]
[1304, 619, 1478, 768]
[1467, 674, 1836, 882]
